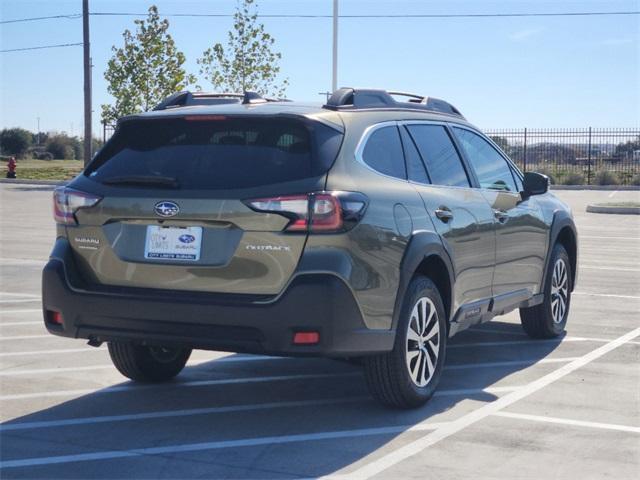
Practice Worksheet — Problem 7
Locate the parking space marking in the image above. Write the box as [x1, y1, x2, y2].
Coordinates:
[0, 334, 51, 341]
[0, 309, 42, 314]
[579, 235, 639, 240]
[580, 265, 640, 272]
[0, 292, 41, 298]
[492, 411, 640, 434]
[0, 321, 42, 326]
[0, 372, 363, 401]
[0, 356, 577, 378]
[0, 388, 514, 434]
[573, 292, 640, 299]
[0, 421, 453, 469]
[0, 299, 41, 304]
[0, 348, 99, 357]
[607, 190, 618, 198]
[444, 357, 579, 370]
[0, 397, 371, 432]
[339, 326, 640, 480]
[449, 336, 604, 348]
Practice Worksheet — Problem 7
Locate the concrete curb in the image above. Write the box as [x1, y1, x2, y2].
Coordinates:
[551, 185, 640, 191]
[586, 204, 640, 215]
[0, 179, 67, 186]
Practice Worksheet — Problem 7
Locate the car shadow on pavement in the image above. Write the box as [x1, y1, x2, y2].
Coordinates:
[0, 320, 563, 478]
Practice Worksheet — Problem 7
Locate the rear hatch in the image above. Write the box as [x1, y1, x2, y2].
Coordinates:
[64, 113, 343, 295]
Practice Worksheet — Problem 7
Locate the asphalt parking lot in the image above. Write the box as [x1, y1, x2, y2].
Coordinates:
[0, 184, 638, 479]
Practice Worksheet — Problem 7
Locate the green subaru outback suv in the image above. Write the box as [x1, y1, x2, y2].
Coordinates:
[42, 88, 578, 408]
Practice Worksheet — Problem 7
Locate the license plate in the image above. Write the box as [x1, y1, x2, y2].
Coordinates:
[144, 226, 202, 261]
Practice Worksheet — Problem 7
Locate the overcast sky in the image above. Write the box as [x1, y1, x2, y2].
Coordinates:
[1, 0, 639, 137]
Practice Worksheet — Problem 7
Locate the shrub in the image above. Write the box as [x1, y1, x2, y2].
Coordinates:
[0, 128, 32, 158]
[45, 134, 81, 160]
[593, 170, 620, 186]
[561, 172, 585, 185]
[630, 173, 640, 186]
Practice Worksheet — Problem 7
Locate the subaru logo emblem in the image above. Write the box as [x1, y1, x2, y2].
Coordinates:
[154, 201, 179, 217]
[178, 234, 195, 244]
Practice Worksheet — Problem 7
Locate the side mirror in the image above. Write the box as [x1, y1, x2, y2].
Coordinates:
[522, 172, 549, 198]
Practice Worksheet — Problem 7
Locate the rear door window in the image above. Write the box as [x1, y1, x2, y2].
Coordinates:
[453, 127, 518, 192]
[405, 125, 470, 187]
[361, 125, 407, 179]
[86, 117, 342, 190]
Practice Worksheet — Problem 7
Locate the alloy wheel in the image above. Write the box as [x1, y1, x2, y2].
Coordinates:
[550, 258, 569, 324]
[405, 297, 440, 387]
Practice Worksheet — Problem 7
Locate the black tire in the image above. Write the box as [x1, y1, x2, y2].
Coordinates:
[520, 243, 572, 339]
[364, 276, 447, 409]
[107, 342, 192, 382]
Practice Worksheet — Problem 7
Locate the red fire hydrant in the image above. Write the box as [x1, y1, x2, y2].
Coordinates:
[6, 156, 16, 178]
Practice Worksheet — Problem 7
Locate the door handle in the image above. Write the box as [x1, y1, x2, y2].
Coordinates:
[493, 209, 509, 223]
[435, 208, 454, 223]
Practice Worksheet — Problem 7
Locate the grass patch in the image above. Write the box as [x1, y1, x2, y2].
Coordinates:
[2, 159, 83, 181]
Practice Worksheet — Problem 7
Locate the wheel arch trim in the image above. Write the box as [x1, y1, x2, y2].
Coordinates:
[394, 231, 455, 330]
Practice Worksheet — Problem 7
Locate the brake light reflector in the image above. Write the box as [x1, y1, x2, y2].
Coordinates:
[293, 331, 320, 345]
[53, 187, 102, 225]
[46, 310, 63, 325]
[244, 192, 367, 234]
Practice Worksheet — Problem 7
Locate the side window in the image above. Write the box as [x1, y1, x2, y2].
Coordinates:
[453, 127, 518, 192]
[400, 126, 430, 184]
[405, 125, 470, 187]
[362, 126, 406, 179]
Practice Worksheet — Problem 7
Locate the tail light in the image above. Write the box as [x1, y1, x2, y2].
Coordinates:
[53, 187, 102, 225]
[245, 192, 367, 233]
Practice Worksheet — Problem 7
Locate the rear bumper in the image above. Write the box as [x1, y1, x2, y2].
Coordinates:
[42, 240, 394, 357]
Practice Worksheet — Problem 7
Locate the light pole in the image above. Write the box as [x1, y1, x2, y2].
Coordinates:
[332, 0, 338, 92]
[83, 0, 92, 165]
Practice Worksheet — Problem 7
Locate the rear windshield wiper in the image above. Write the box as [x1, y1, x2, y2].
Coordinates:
[101, 175, 180, 189]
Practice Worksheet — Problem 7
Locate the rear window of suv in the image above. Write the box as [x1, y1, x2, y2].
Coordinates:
[86, 116, 343, 189]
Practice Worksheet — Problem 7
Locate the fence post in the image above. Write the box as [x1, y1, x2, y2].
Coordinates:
[523, 128, 527, 172]
[587, 126, 592, 185]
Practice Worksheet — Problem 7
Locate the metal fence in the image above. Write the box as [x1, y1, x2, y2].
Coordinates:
[484, 128, 640, 185]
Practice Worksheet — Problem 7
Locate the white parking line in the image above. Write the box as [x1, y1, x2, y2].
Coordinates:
[579, 235, 638, 240]
[449, 336, 601, 348]
[0, 348, 99, 357]
[0, 397, 371, 432]
[0, 372, 362, 401]
[0, 309, 42, 314]
[444, 357, 579, 370]
[0, 421, 451, 469]
[0, 356, 577, 378]
[0, 386, 521, 434]
[339, 326, 640, 480]
[0, 321, 42, 326]
[0, 334, 50, 341]
[0, 299, 41, 304]
[0, 292, 41, 298]
[492, 411, 640, 434]
[580, 265, 640, 272]
[573, 292, 640, 300]
[607, 190, 618, 198]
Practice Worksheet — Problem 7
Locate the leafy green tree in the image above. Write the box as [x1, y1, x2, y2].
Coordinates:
[197, 0, 288, 97]
[101, 6, 195, 124]
[45, 133, 82, 160]
[0, 128, 32, 158]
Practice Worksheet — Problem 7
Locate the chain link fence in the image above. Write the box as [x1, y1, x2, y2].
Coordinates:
[485, 128, 640, 185]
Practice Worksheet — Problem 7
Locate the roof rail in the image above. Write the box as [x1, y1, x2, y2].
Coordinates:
[153, 91, 283, 110]
[322, 87, 464, 118]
